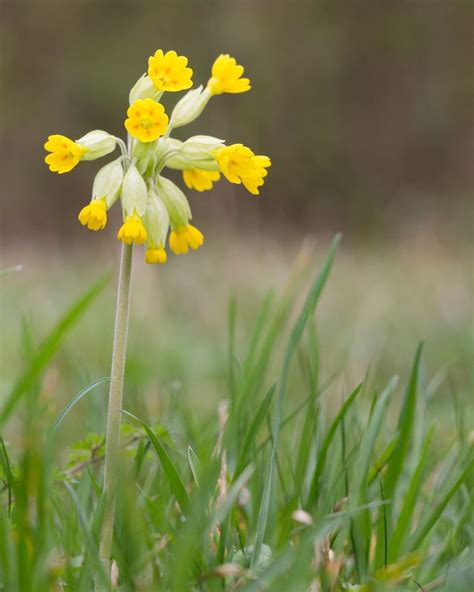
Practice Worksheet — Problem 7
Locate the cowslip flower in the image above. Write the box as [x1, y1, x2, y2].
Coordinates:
[169, 225, 204, 255]
[153, 175, 203, 256]
[77, 159, 124, 230]
[125, 99, 168, 143]
[148, 50, 193, 92]
[144, 188, 169, 265]
[44, 135, 87, 174]
[78, 199, 108, 231]
[215, 144, 271, 195]
[44, 48, 270, 264]
[183, 169, 221, 192]
[117, 214, 147, 245]
[207, 54, 251, 95]
[145, 247, 167, 264]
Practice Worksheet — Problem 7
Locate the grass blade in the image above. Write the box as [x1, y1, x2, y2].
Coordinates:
[384, 343, 423, 502]
[53, 377, 111, 432]
[351, 376, 398, 580]
[368, 432, 399, 485]
[0, 438, 13, 517]
[407, 456, 474, 552]
[122, 410, 190, 512]
[187, 445, 201, 487]
[64, 482, 110, 590]
[308, 382, 363, 505]
[389, 427, 434, 561]
[292, 328, 320, 500]
[234, 382, 276, 479]
[236, 247, 316, 408]
[0, 274, 109, 427]
[374, 343, 423, 568]
[241, 291, 275, 379]
[251, 234, 341, 567]
[211, 465, 255, 527]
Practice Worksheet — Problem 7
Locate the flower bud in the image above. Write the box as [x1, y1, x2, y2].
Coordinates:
[76, 130, 116, 160]
[155, 175, 191, 227]
[165, 135, 224, 171]
[181, 135, 225, 156]
[129, 74, 162, 104]
[168, 86, 211, 130]
[121, 164, 147, 217]
[92, 158, 124, 208]
[144, 187, 170, 248]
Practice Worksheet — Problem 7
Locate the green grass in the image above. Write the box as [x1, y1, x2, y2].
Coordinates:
[0, 236, 472, 591]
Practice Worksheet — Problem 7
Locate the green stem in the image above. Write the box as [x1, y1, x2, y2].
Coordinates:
[98, 242, 133, 579]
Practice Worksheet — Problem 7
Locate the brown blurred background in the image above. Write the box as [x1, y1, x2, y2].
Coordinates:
[1, 0, 473, 249]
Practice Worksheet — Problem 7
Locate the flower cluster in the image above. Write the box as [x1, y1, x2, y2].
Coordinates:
[44, 50, 271, 264]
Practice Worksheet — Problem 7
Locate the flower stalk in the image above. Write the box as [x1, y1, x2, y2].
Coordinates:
[98, 242, 134, 574]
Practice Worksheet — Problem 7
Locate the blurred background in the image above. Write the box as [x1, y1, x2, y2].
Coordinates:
[2, 0, 473, 243]
[0, 1, 472, 437]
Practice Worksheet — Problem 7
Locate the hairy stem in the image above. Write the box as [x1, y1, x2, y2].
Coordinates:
[98, 242, 133, 579]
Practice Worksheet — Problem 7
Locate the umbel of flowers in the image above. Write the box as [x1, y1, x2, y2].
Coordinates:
[44, 50, 271, 264]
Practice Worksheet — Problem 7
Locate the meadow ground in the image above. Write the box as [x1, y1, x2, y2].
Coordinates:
[0, 233, 472, 591]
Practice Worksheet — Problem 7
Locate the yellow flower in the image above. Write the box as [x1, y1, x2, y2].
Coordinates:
[44, 135, 87, 174]
[117, 213, 147, 245]
[214, 144, 271, 195]
[78, 198, 107, 231]
[125, 99, 169, 143]
[145, 246, 167, 264]
[148, 50, 193, 92]
[183, 169, 221, 192]
[207, 54, 251, 95]
[169, 224, 204, 255]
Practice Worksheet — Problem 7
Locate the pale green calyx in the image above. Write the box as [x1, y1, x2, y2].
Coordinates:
[152, 138, 178, 173]
[165, 135, 224, 171]
[76, 130, 117, 160]
[92, 158, 124, 208]
[155, 175, 192, 228]
[133, 139, 156, 165]
[133, 140, 157, 176]
[129, 74, 163, 104]
[168, 86, 212, 131]
[144, 186, 170, 248]
[181, 135, 225, 154]
[134, 138, 179, 176]
[121, 163, 148, 217]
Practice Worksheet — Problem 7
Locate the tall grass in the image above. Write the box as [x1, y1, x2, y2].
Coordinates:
[0, 239, 472, 591]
